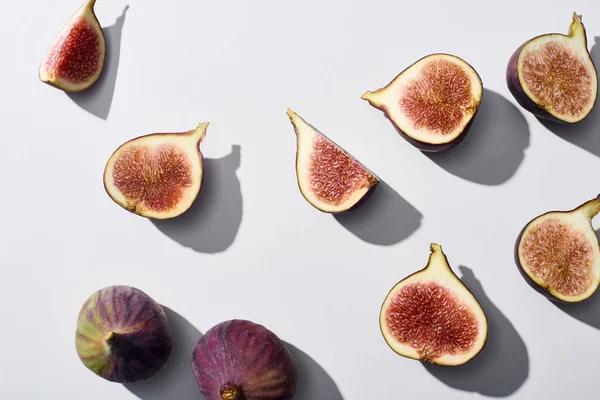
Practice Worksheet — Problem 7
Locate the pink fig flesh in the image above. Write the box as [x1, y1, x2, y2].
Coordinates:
[39, 0, 106, 92]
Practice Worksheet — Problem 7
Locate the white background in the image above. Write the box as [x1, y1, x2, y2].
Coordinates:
[1, 0, 600, 398]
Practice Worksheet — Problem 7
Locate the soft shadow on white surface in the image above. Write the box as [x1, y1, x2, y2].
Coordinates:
[125, 307, 203, 399]
[285, 343, 344, 400]
[334, 181, 422, 245]
[537, 38, 600, 155]
[423, 266, 529, 397]
[152, 145, 242, 253]
[425, 89, 530, 185]
[66, 6, 129, 120]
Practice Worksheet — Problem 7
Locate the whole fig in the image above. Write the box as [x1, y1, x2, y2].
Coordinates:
[192, 319, 298, 400]
[74, 285, 172, 383]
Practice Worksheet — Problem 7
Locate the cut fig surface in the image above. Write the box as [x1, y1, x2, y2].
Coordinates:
[286, 109, 379, 213]
[516, 195, 600, 302]
[39, 0, 105, 92]
[362, 54, 483, 151]
[103, 123, 209, 220]
[379, 244, 487, 366]
[506, 13, 598, 123]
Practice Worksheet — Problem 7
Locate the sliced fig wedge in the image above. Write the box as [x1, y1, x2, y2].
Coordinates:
[103, 123, 209, 220]
[362, 54, 483, 152]
[39, 0, 106, 92]
[379, 244, 488, 366]
[286, 109, 379, 213]
[506, 13, 598, 123]
[516, 195, 600, 302]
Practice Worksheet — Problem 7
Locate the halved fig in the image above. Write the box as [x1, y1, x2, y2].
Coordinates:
[515, 195, 600, 302]
[286, 109, 379, 213]
[506, 13, 598, 123]
[362, 54, 483, 152]
[39, 0, 106, 92]
[103, 123, 209, 220]
[379, 243, 488, 366]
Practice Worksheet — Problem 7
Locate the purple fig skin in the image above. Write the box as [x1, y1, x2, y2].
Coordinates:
[75, 285, 172, 383]
[505, 44, 566, 124]
[192, 319, 298, 400]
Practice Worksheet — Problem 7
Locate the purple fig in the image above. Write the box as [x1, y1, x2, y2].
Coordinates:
[192, 319, 298, 400]
[506, 13, 598, 123]
[74, 285, 172, 383]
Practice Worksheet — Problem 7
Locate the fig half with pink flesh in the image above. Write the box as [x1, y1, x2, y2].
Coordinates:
[192, 319, 298, 400]
[362, 54, 483, 152]
[103, 123, 209, 220]
[379, 244, 488, 366]
[286, 109, 379, 213]
[506, 13, 598, 123]
[516, 195, 600, 303]
[39, 0, 105, 92]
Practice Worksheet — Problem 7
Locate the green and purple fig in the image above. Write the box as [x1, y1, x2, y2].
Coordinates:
[506, 13, 598, 123]
[192, 319, 298, 400]
[75, 285, 172, 383]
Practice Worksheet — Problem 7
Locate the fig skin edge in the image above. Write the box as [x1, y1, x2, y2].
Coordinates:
[39, 0, 106, 92]
[362, 53, 484, 152]
[379, 243, 488, 366]
[506, 13, 598, 124]
[514, 194, 600, 303]
[286, 109, 380, 214]
[102, 123, 209, 220]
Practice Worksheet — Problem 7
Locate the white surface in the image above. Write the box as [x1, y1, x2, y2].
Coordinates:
[2, 0, 600, 399]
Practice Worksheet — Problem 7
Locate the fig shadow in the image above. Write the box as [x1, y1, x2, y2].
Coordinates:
[422, 266, 529, 397]
[537, 37, 600, 155]
[125, 307, 203, 400]
[549, 228, 600, 329]
[333, 181, 422, 246]
[151, 145, 243, 254]
[284, 343, 345, 400]
[425, 89, 530, 185]
[66, 5, 129, 120]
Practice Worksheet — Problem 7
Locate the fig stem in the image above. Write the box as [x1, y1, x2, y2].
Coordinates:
[220, 384, 240, 400]
[85, 0, 97, 8]
[568, 12, 585, 40]
[104, 331, 117, 345]
[191, 122, 209, 143]
[426, 243, 450, 272]
[577, 195, 600, 219]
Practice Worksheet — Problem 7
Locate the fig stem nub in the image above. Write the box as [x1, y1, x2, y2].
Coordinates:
[104, 331, 117, 345]
[191, 122, 209, 143]
[85, 0, 97, 9]
[427, 243, 450, 272]
[578, 195, 600, 219]
[220, 384, 240, 400]
[569, 12, 585, 39]
[361, 90, 383, 108]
